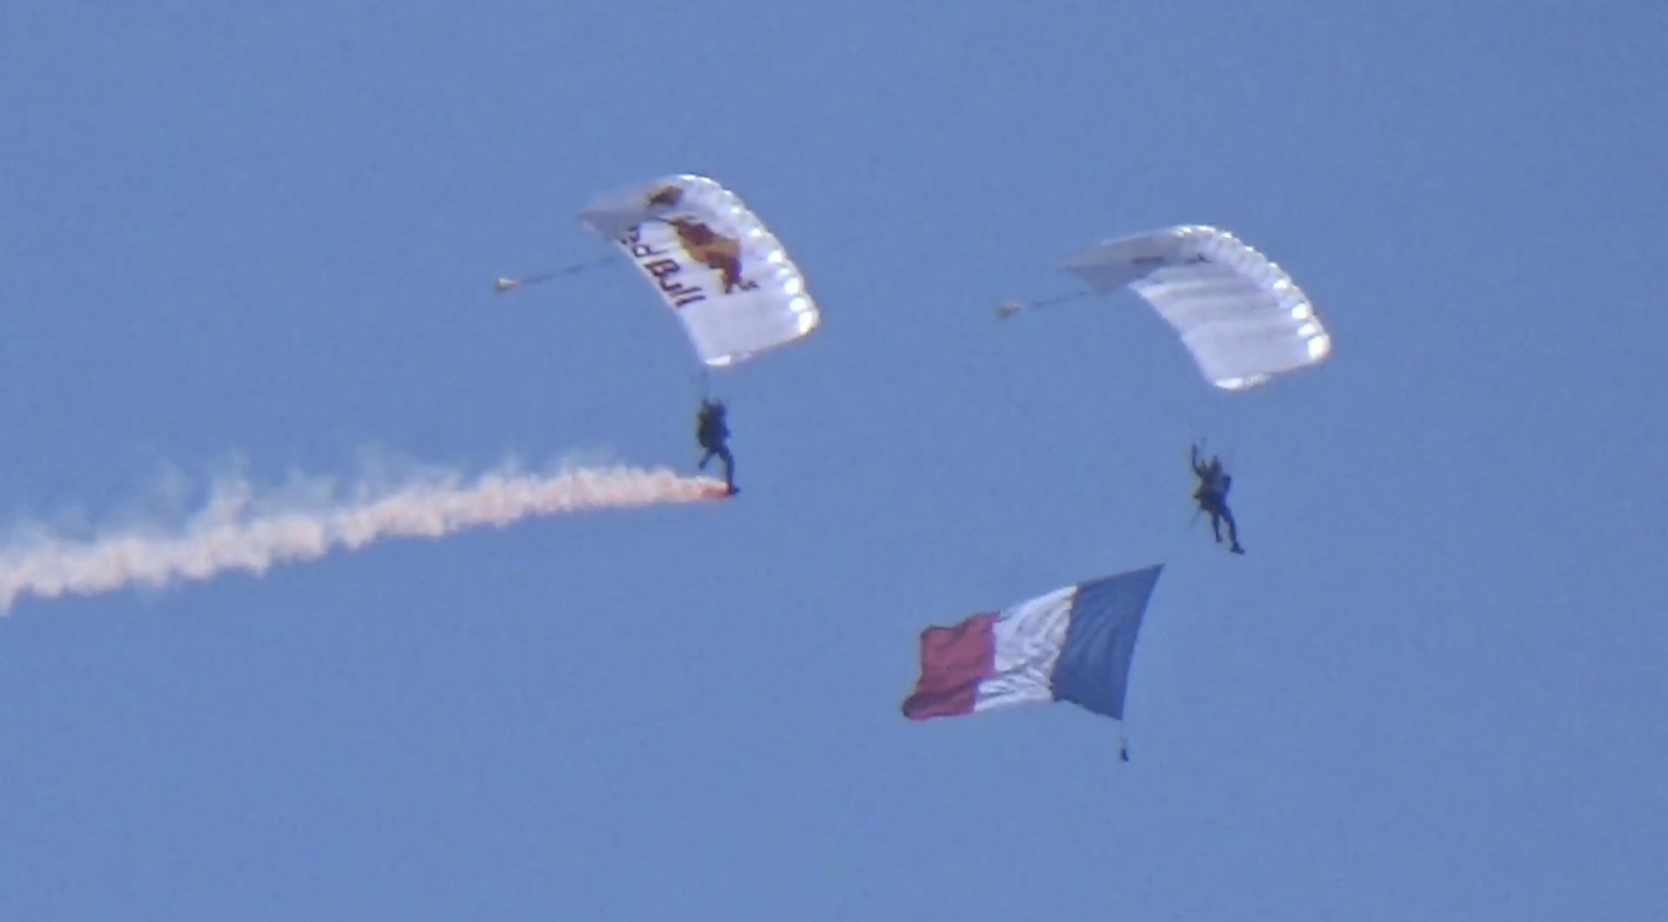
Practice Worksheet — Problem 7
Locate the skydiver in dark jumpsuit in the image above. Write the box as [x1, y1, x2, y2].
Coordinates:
[1191, 443, 1243, 554]
[696, 399, 738, 495]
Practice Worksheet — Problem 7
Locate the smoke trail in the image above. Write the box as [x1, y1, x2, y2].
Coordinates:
[0, 454, 729, 613]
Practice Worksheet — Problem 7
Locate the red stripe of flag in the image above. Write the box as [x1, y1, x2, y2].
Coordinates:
[900, 612, 999, 720]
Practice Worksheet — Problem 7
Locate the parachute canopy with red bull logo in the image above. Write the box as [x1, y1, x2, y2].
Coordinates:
[580, 174, 820, 368]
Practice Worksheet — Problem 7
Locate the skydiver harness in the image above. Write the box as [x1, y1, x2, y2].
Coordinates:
[1194, 469, 1230, 511]
[696, 407, 728, 450]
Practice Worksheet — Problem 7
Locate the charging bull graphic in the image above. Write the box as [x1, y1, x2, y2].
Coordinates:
[640, 185, 757, 294]
[664, 216, 758, 294]
[645, 185, 684, 208]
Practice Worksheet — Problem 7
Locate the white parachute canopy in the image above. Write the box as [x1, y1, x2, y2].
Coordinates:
[1056, 225, 1331, 390]
[579, 174, 820, 368]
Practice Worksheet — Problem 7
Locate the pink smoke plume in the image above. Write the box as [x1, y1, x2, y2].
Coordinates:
[0, 455, 729, 612]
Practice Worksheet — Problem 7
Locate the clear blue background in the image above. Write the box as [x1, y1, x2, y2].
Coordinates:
[4, 3, 1665, 919]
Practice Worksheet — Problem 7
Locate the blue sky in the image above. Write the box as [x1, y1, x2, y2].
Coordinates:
[3, 2, 1665, 919]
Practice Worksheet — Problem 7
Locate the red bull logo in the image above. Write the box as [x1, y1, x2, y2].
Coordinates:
[621, 225, 706, 308]
[618, 194, 759, 307]
[663, 217, 757, 295]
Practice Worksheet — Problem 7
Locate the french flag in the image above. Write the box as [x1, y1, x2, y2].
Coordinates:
[900, 565, 1164, 744]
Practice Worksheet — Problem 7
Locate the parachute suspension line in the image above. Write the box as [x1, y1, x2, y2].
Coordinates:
[493, 254, 619, 294]
[1193, 435, 1238, 478]
[993, 289, 1093, 320]
[689, 368, 733, 411]
[1182, 433, 1204, 533]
